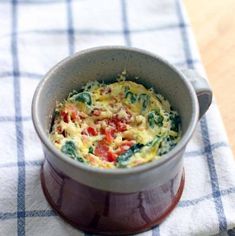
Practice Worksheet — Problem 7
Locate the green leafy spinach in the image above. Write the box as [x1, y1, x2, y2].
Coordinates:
[147, 110, 164, 128]
[138, 94, 150, 111]
[125, 91, 137, 103]
[61, 140, 84, 163]
[69, 92, 92, 106]
[116, 143, 144, 168]
[169, 112, 180, 132]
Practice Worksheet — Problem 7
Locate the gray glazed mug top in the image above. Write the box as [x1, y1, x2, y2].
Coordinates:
[32, 46, 212, 192]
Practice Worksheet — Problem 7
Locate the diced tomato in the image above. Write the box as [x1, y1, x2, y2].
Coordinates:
[94, 142, 109, 159]
[99, 127, 115, 143]
[99, 117, 127, 142]
[107, 151, 118, 162]
[87, 127, 98, 136]
[116, 121, 127, 132]
[70, 111, 79, 122]
[94, 142, 117, 162]
[107, 116, 127, 132]
[107, 117, 116, 127]
[63, 104, 81, 122]
[104, 128, 115, 143]
[61, 111, 69, 123]
[100, 127, 105, 135]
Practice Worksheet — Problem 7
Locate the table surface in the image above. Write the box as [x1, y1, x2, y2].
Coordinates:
[184, 0, 235, 156]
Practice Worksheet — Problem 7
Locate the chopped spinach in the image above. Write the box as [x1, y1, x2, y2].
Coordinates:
[169, 112, 180, 132]
[157, 115, 164, 127]
[116, 143, 144, 168]
[158, 136, 177, 156]
[125, 91, 137, 103]
[69, 92, 92, 106]
[158, 147, 168, 156]
[88, 146, 93, 154]
[61, 140, 84, 162]
[76, 157, 85, 163]
[147, 110, 164, 128]
[148, 112, 155, 128]
[124, 89, 150, 111]
[138, 94, 150, 111]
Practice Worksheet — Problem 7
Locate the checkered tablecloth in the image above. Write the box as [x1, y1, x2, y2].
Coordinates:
[0, 0, 235, 235]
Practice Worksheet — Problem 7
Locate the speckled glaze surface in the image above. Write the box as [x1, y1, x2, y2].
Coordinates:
[32, 46, 212, 235]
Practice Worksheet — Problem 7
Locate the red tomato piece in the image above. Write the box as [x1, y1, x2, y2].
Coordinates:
[116, 121, 127, 132]
[70, 111, 78, 122]
[105, 128, 115, 143]
[107, 151, 118, 162]
[64, 104, 80, 122]
[107, 118, 116, 128]
[87, 127, 98, 136]
[100, 127, 105, 135]
[107, 116, 127, 132]
[61, 111, 69, 123]
[94, 143, 109, 159]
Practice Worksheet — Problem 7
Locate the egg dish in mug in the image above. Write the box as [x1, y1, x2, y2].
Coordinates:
[50, 72, 181, 169]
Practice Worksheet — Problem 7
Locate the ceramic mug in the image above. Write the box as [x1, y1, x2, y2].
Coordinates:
[32, 46, 212, 235]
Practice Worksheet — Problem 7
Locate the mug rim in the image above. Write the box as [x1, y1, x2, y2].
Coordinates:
[32, 45, 199, 176]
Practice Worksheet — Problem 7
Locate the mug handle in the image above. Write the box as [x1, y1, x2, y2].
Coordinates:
[180, 69, 213, 119]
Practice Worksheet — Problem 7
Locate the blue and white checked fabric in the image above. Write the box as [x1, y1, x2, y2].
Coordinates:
[0, 0, 235, 235]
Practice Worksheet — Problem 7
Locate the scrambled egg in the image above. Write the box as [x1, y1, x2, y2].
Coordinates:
[50, 74, 181, 169]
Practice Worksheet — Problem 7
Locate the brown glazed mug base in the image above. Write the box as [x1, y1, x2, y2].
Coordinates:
[41, 160, 185, 235]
